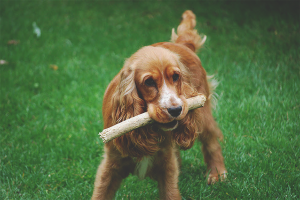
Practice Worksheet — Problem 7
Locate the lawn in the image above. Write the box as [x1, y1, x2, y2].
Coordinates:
[1, 0, 299, 199]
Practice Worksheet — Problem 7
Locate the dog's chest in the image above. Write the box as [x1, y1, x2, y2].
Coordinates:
[134, 156, 154, 180]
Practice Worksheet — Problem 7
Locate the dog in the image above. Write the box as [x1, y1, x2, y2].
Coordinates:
[92, 10, 226, 200]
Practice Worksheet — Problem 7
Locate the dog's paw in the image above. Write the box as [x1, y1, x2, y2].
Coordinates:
[207, 170, 227, 185]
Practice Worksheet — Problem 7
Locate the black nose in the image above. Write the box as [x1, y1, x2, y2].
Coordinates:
[167, 106, 182, 117]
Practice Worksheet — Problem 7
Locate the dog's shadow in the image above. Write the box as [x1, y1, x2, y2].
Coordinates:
[179, 160, 207, 182]
[178, 153, 211, 200]
[179, 142, 208, 183]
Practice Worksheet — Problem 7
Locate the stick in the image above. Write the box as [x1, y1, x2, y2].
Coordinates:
[99, 94, 206, 143]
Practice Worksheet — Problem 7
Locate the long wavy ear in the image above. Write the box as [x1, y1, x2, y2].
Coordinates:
[111, 66, 144, 123]
[174, 69, 201, 149]
[111, 65, 163, 158]
[173, 109, 202, 150]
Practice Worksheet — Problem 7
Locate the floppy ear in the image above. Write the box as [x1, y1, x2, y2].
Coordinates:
[173, 109, 201, 149]
[174, 72, 200, 149]
[111, 66, 163, 158]
[111, 67, 144, 123]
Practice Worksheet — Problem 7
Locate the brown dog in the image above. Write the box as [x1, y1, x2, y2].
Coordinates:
[92, 10, 226, 200]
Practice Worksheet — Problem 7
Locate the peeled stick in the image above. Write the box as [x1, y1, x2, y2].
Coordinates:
[99, 94, 206, 143]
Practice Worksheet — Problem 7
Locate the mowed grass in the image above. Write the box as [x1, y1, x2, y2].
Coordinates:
[1, 1, 299, 199]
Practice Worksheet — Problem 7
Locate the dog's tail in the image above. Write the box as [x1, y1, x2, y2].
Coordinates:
[171, 10, 206, 52]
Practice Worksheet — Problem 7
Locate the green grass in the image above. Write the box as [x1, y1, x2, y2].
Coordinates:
[1, 0, 299, 199]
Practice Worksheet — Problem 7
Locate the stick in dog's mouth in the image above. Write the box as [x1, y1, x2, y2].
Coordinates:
[99, 94, 206, 143]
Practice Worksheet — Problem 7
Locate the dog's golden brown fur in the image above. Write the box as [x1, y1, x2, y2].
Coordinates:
[92, 10, 226, 200]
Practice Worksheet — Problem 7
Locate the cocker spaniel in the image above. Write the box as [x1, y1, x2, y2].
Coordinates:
[92, 10, 226, 200]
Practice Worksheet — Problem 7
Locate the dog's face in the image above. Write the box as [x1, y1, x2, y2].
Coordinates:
[111, 45, 199, 157]
[123, 46, 189, 131]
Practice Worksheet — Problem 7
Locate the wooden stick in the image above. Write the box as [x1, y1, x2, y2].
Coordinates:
[99, 94, 206, 143]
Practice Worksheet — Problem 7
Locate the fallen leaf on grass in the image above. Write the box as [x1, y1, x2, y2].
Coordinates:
[32, 22, 41, 38]
[0, 60, 8, 65]
[7, 40, 20, 45]
[49, 64, 58, 70]
[34, 83, 39, 88]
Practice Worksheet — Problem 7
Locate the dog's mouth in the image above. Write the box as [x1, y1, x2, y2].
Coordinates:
[156, 120, 178, 131]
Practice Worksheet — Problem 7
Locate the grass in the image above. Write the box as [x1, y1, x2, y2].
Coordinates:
[1, 0, 299, 199]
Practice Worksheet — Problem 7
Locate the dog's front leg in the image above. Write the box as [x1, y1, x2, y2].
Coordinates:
[201, 136, 227, 184]
[199, 122, 227, 184]
[155, 148, 181, 200]
[92, 153, 129, 200]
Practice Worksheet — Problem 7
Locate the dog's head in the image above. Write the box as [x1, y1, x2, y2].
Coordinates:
[111, 46, 199, 157]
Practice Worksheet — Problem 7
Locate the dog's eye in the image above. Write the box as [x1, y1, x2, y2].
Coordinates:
[172, 73, 179, 82]
[145, 78, 156, 87]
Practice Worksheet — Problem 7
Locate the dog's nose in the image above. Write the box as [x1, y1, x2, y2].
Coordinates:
[167, 106, 182, 117]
